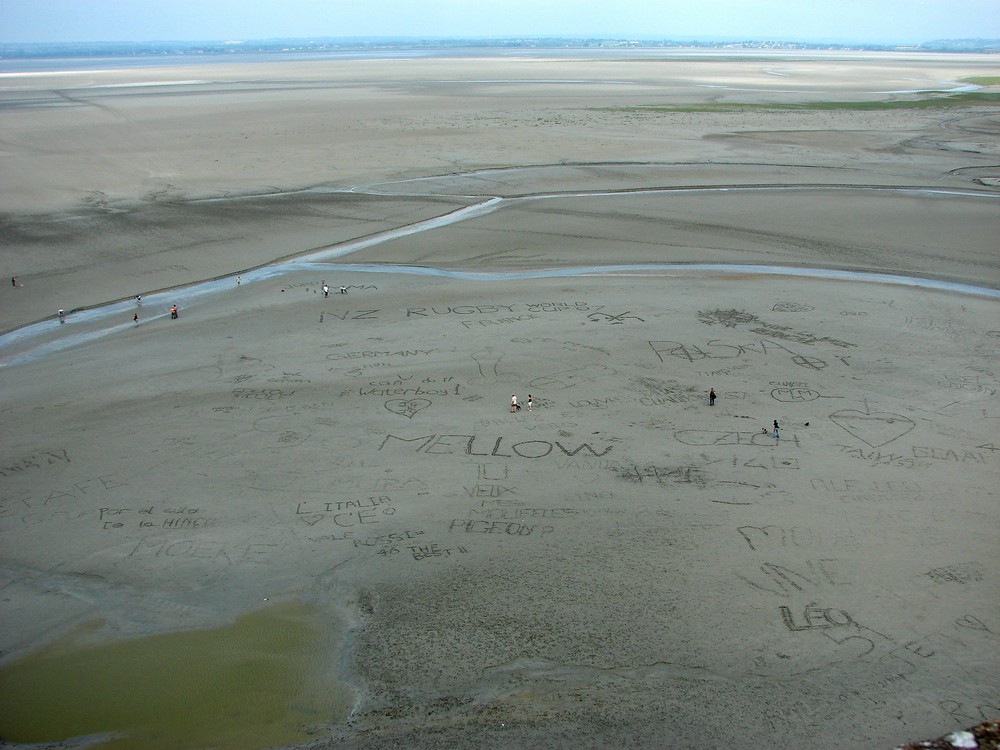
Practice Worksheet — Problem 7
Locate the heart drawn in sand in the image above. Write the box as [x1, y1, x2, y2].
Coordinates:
[955, 614, 989, 631]
[384, 398, 431, 419]
[830, 408, 915, 447]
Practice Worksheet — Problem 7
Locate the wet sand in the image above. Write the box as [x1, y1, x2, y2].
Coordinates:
[1, 52, 998, 749]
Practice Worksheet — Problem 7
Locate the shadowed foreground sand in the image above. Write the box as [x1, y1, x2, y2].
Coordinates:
[1, 52, 998, 749]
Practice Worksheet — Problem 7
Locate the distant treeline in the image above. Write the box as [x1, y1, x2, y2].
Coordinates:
[1, 37, 998, 59]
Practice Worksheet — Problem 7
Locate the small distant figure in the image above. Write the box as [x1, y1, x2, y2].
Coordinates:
[236, 275, 241, 286]
[133, 312, 139, 327]
[58, 309, 65, 324]
[511, 394, 521, 412]
[322, 283, 329, 298]
[804, 421, 809, 427]
[135, 294, 142, 306]
[709, 388, 716, 406]
[773, 419, 780, 439]
[339, 285, 347, 294]
[11, 276, 16, 287]
[527, 394, 533, 411]
[170, 304, 178, 319]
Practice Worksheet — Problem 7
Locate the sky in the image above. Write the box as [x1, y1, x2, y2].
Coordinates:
[1, 0, 998, 45]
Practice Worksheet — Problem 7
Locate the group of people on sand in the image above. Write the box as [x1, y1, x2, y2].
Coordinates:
[84, 294, 184, 327]
[129, 294, 178, 326]
[7, 271, 185, 328]
[36, 284, 183, 327]
[509, 387, 783, 434]
[28, 270, 353, 328]
[510, 394, 533, 412]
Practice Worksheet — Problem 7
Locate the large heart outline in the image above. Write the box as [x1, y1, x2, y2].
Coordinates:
[829, 408, 914, 447]
[385, 398, 431, 419]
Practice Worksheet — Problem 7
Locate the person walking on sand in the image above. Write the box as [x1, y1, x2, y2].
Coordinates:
[133, 312, 139, 327]
[339, 285, 347, 294]
[511, 394, 521, 412]
[170, 304, 178, 319]
[322, 282, 329, 298]
[773, 419, 780, 439]
[527, 394, 533, 411]
[135, 294, 142, 306]
[709, 388, 716, 406]
[11, 276, 17, 287]
[58, 309, 65, 324]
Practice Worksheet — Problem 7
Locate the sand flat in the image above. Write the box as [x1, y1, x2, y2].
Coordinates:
[1, 52, 998, 749]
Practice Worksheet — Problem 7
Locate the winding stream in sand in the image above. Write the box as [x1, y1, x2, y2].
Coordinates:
[2, 184, 998, 368]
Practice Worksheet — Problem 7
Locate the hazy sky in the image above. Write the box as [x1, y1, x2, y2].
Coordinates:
[1, 0, 998, 45]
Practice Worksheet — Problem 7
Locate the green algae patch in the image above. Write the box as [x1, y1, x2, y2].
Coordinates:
[0, 600, 353, 749]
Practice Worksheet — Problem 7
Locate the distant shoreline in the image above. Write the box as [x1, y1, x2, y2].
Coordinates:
[2, 44, 997, 75]
[2, 36, 998, 66]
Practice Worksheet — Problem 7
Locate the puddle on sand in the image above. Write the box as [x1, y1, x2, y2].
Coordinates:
[0, 600, 354, 749]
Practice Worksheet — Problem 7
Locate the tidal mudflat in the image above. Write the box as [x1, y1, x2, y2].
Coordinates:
[1, 51, 997, 749]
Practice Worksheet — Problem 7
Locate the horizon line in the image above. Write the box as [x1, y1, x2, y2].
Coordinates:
[3, 35, 998, 50]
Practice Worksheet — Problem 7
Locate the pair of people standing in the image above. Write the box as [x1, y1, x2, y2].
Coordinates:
[130, 304, 177, 325]
[320, 281, 346, 295]
[510, 394, 533, 412]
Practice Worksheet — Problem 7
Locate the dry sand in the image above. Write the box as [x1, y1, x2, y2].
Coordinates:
[1, 51, 998, 749]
